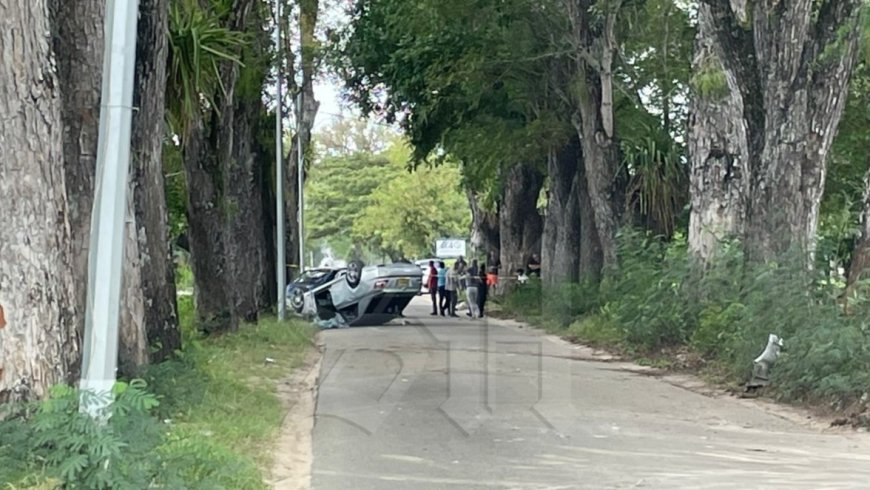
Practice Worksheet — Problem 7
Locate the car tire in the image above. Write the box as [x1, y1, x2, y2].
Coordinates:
[290, 287, 305, 313]
[346, 260, 364, 288]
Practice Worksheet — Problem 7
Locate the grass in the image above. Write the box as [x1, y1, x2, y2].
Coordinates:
[0, 271, 315, 489]
[175, 257, 195, 291]
[493, 231, 870, 425]
[144, 295, 316, 482]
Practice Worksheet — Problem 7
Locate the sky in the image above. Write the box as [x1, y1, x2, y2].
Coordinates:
[312, 79, 350, 131]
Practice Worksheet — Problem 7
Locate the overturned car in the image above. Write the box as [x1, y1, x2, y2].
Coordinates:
[289, 261, 423, 327]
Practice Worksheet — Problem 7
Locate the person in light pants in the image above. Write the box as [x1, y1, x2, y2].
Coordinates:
[465, 260, 481, 318]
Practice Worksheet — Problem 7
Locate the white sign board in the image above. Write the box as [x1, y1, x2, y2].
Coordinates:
[436, 239, 467, 258]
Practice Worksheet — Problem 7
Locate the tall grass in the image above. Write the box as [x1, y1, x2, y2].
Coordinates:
[1, 292, 315, 488]
[500, 229, 870, 408]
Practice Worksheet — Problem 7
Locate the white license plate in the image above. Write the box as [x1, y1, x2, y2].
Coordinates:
[397, 278, 410, 287]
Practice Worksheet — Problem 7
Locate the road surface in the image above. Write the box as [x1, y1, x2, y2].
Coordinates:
[310, 297, 870, 489]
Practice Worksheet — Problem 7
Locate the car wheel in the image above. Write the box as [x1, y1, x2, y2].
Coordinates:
[346, 260, 364, 288]
[290, 287, 305, 313]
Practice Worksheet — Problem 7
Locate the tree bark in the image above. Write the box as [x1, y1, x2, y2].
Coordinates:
[225, 95, 270, 322]
[578, 164, 604, 282]
[257, 114, 278, 309]
[0, 0, 79, 402]
[52, 0, 148, 374]
[702, 0, 863, 263]
[499, 163, 544, 277]
[687, 5, 750, 265]
[284, 0, 321, 279]
[541, 137, 584, 286]
[568, 0, 623, 273]
[467, 189, 500, 266]
[132, 0, 180, 362]
[184, 113, 235, 332]
[118, 192, 149, 375]
[183, 0, 262, 332]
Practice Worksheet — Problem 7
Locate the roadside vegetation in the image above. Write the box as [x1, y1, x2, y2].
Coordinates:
[496, 230, 870, 422]
[0, 296, 314, 488]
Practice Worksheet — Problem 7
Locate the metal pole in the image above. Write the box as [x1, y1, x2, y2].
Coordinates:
[80, 0, 140, 419]
[275, 0, 286, 320]
[297, 92, 305, 274]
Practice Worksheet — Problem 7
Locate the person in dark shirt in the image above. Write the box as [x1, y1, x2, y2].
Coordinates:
[427, 260, 438, 315]
[437, 261, 448, 316]
[477, 263, 489, 318]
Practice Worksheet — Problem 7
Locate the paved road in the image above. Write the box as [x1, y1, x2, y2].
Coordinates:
[311, 297, 870, 489]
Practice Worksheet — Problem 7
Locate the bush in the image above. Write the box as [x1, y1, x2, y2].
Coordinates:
[601, 230, 695, 349]
[1, 316, 313, 489]
[498, 228, 870, 410]
[565, 311, 624, 347]
[500, 280, 543, 320]
[541, 280, 600, 328]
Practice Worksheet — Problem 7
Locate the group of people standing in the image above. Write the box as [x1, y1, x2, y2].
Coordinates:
[425, 257, 496, 319]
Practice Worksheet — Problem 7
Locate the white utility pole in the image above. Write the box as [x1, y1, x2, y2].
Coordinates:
[80, 0, 140, 419]
[297, 92, 305, 274]
[275, 0, 286, 320]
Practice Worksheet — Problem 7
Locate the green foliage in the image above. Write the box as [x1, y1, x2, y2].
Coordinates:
[166, 0, 246, 137]
[600, 230, 696, 348]
[1, 316, 314, 488]
[565, 313, 625, 347]
[0, 381, 168, 489]
[620, 0, 694, 133]
[620, 114, 689, 238]
[499, 228, 870, 407]
[176, 258, 195, 292]
[821, 61, 870, 270]
[336, 0, 573, 190]
[690, 61, 730, 100]
[163, 141, 189, 242]
[305, 152, 401, 254]
[352, 149, 471, 259]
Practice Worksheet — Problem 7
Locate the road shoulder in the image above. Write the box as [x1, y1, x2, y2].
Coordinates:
[268, 335, 325, 490]
[486, 314, 864, 434]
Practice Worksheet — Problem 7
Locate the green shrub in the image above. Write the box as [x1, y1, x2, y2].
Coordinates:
[498, 227, 870, 411]
[541, 280, 600, 328]
[0, 381, 170, 489]
[500, 280, 543, 320]
[602, 230, 695, 349]
[690, 302, 747, 358]
[1, 317, 313, 489]
[566, 311, 624, 347]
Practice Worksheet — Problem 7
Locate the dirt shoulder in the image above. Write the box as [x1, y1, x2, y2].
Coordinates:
[488, 314, 868, 434]
[267, 335, 324, 490]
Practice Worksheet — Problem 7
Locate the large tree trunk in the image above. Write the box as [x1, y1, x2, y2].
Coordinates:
[541, 137, 584, 286]
[578, 165, 604, 282]
[132, 0, 180, 362]
[225, 95, 270, 322]
[499, 163, 544, 278]
[184, 114, 235, 332]
[257, 116, 278, 309]
[702, 0, 862, 263]
[687, 5, 749, 265]
[184, 0, 261, 333]
[0, 0, 79, 402]
[284, 0, 321, 278]
[569, 0, 623, 273]
[52, 0, 148, 375]
[50, 0, 102, 379]
[119, 193, 149, 375]
[467, 189, 500, 266]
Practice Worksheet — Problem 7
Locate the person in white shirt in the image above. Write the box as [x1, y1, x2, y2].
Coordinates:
[516, 268, 529, 285]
